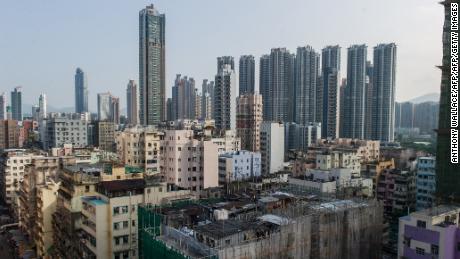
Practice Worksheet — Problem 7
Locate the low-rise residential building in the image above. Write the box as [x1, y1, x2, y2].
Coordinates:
[44, 113, 89, 150]
[19, 156, 75, 258]
[416, 157, 436, 211]
[289, 168, 372, 196]
[81, 179, 144, 259]
[160, 130, 219, 191]
[211, 130, 241, 154]
[361, 159, 396, 196]
[52, 164, 102, 258]
[218, 150, 261, 184]
[260, 122, 285, 175]
[316, 151, 361, 177]
[0, 149, 35, 205]
[398, 205, 460, 259]
[311, 138, 380, 163]
[377, 168, 416, 253]
[115, 126, 162, 174]
[94, 121, 115, 152]
[35, 181, 61, 258]
[0, 119, 20, 149]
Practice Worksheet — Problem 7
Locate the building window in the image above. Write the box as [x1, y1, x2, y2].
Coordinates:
[431, 245, 439, 255]
[403, 236, 411, 247]
[416, 220, 426, 228]
[415, 247, 425, 255]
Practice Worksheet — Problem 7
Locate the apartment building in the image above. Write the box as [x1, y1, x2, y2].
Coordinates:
[116, 126, 162, 174]
[44, 113, 89, 150]
[160, 130, 219, 191]
[81, 179, 144, 259]
[398, 205, 460, 259]
[218, 150, 261, 185]
[0, 149, 36, 205]
[211, 130, 241, 155]
[260, 122, 285, 175]
[415, 157, 436, 211]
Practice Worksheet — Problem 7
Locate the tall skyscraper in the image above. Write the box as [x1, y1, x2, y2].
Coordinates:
[371, 43, 397, 142]
[201, 79, 214, 120]
[343, 45, 367, 139]
[139, 4, 166, 125]
[319, 45, 341, 139]
[236, 93, 263, 152]
[75, 68, 88, 113]
[364, 61, 374, 139]
[0, 93, 6, 120]
[11, 86, 22, 121]
[38, 93, 47, 119]
[259, 55, 271, 121]
[214, 62, 237, 131]
[263, 48, 295, 122]
[436, 0, 460, 203]
[295, 46, 319, 125]
[97, 92, 113, 121]
[171, 75, 196, 120]
[111, 97, 120, 124]
[126, 80, 139, 125]
[239, 55, 255, 94]
[217, 56, 235, 72]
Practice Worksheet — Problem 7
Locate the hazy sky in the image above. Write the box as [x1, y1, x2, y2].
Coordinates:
[0, 0, 443, 112]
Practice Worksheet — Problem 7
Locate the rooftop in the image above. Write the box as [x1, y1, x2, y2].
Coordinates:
[194, 220, 255, 239]
[82, 196, 107, 206]
[412, 205, 460, 218]
[98, 178, 145, 193]
[65, 163, 103, 174]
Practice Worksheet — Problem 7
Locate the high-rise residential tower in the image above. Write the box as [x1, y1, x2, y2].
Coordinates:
[11, 87, 22, 121]
[319, 45, 341, 139]
[139, 4, 166, 125]
[111, 97, 120, 124]
[171, 75, 197, 120]
[239, 55, 255, 94]
[214, 62, 237, 131]
[236, 93, 263, 151]
[436, 0, 460, 203]
[364, 61, 374, 139]
[263, 48, 295, 122]
[259, 55, 271, 121]
[126, 80, 139, 125]
[217, 56, 235, 72]
[295, 46, 320, 125]
[38, 93, 47, 119]
[75, 68, 88, 114]
[0, 93, 6, 120]
[370, 43, 397, 142]
[343, 45, 367, 139]
[97, 92, 113, 121]
[201, 79, 214, 120]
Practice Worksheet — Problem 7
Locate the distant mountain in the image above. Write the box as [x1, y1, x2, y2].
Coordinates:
[408, 93, 440, 104]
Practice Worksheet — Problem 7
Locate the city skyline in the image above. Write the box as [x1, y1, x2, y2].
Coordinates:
[0, 0, 442, 111]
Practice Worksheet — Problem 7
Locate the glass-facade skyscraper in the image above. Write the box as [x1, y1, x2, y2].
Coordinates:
[239, 55, 255, 94]
[75, 68, 88, 113]
[139, 4, 165, 125]
[371, 43, 397, 142]
[295, 46, 319, 125]
[11, 86, 22, 121]
[343, 44, 367, 139]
